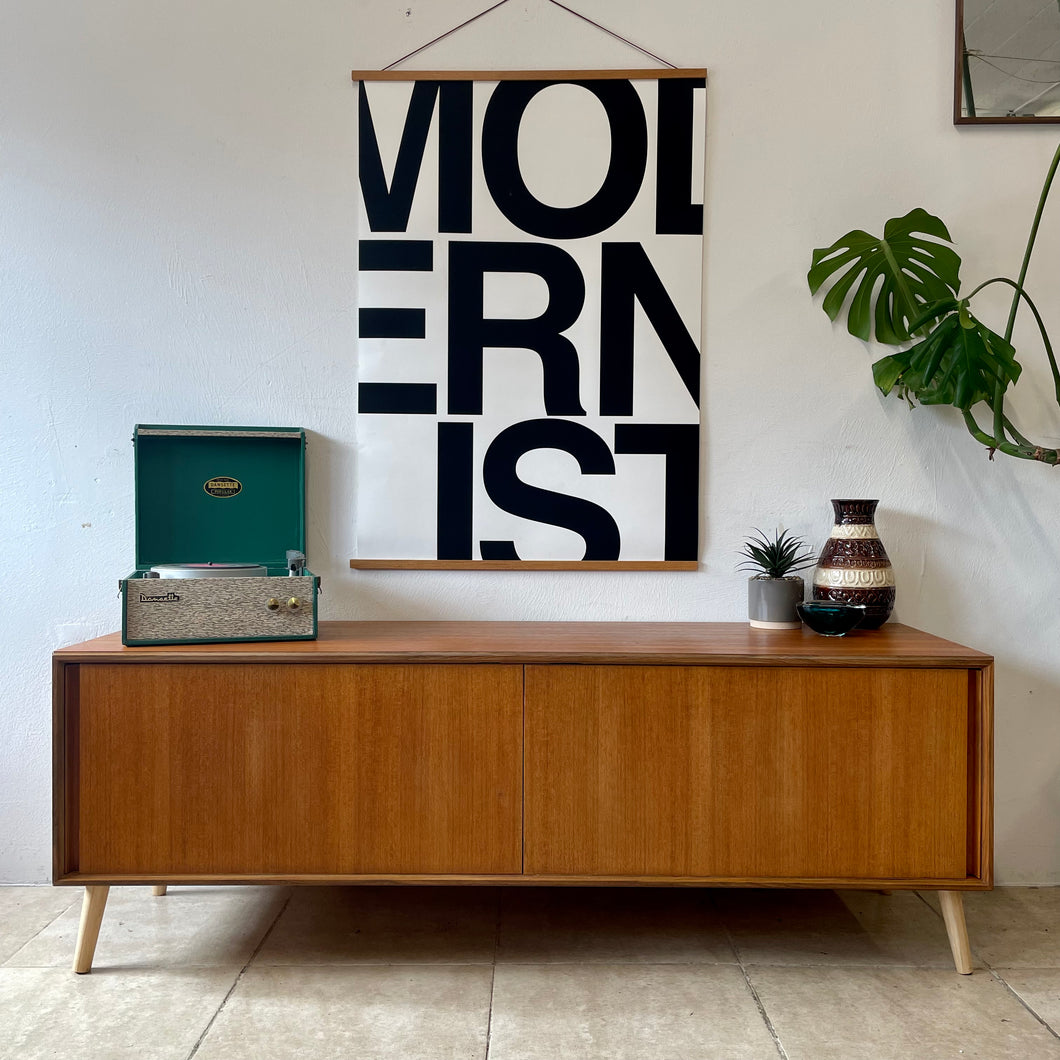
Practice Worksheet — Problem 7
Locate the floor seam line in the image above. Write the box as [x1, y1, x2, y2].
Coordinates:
[724, 924, 790, 1060]
[484, 896, 501, 1060]
[184, 890, 293, 1060]
[911, 892, 1060, 1038]
[916, 889, 1060, 1042]
[989, 968, 1060, 1041]
[1, 897, 83, 966]
[483, 964, 498, 1060]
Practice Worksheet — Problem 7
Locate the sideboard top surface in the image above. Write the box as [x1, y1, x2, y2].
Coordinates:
[53, 621, 992, 668]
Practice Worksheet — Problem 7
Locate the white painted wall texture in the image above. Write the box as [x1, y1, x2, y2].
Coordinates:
[2, 0, 1058, 883]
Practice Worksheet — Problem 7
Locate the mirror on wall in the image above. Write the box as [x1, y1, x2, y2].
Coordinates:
[956, 0, 1060, 123]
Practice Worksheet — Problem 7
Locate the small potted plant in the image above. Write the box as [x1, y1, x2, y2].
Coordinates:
[738, 528, 817, 630]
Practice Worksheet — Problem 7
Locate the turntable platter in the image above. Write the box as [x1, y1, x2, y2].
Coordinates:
[150, 563, 267, 579]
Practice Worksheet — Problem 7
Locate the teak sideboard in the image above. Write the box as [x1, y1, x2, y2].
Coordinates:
[52, 621, 993, 974]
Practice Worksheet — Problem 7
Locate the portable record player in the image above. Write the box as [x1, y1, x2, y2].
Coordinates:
[121, 424, 319, 645]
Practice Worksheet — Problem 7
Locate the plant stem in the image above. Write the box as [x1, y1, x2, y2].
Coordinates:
[962, 409, 1060, 463]
[982, 143, 1060, 454]
[1002, 414, 1034, 447]
[992, 381, 1006, 447]
[1003, 141, 1060, 344]
[970, 279, 1038, 443]
[968, 277, 1060, 403]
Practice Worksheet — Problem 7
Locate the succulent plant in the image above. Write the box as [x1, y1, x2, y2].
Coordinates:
[737, 528, 817, 580]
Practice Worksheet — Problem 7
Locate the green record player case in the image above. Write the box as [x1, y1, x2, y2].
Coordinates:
[121, 425, 319, 646]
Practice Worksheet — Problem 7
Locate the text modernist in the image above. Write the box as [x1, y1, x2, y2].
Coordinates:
[355, 73, 705, 563]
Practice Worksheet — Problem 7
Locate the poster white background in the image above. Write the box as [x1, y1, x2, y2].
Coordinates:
[356, 76, 704, 560]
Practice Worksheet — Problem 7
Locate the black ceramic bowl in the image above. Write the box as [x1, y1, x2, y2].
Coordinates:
[796, 601, 867, 637]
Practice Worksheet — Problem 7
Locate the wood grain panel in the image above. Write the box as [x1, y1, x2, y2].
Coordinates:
[56, 872, 992, 889]
[971, 662, 995, 884]
[352, 69, 708, 82]
[525, 665, 971, 880]
[52, 662, 80, 879]
[55, 621, 993, 669]
[75, 663, 522, 876]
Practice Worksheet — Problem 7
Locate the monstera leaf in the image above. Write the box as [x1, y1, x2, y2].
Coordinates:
[870, 299, 1022, 410]
[808, 209, 962, 345]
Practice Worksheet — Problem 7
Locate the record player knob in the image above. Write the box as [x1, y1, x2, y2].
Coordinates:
[286, 597, 302, 612]
[266, 598, 280, 611]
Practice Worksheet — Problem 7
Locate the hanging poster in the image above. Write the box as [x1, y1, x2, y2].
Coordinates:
[351, 69, 706, 569]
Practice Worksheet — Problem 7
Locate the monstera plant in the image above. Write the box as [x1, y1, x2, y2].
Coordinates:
[808, 146, 1060, 465]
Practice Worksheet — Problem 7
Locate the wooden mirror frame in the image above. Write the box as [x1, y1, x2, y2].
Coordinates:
[955, 0, 1060, 124]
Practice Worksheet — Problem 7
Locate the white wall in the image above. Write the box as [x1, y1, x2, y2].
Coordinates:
[3, 0, 1059, 884]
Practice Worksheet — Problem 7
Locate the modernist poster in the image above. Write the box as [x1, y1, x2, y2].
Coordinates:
[353, 70, 706, 567]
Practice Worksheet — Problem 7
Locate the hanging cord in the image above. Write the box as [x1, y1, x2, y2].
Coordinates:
[385, 0, 512, 70]
[384, 0, 679, 71]
[543, 1, 677, 68]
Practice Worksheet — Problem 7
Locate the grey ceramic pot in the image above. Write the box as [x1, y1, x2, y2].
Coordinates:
[748, 576, 804, 629]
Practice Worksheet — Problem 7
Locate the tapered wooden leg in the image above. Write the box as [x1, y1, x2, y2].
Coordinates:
[939, 890, 973, 974]
[152, 885, 168, 897]
[73, 885, 110, 974]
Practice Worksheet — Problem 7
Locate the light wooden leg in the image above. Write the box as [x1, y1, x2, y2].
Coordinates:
[152, 885, 168, 897]
[939, 890, 973, 974]
[73, 885, 110, 974]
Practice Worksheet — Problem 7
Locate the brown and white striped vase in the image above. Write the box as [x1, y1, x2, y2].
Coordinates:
[812, 499, 895, 629]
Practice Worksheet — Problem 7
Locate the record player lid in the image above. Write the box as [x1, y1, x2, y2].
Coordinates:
[133, 424, 305, 570]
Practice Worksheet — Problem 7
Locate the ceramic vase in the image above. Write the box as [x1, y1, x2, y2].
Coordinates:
[812, 499, 895, 629]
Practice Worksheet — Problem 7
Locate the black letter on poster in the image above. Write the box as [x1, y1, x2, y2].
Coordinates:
[359, 80, 472, 232]
[599, 242, 701, 416]
[614, 424, 699, 561]
[481, 80, 647, 238]
[437, 422, 474, 560]
[449, 241, 586, 416]
[481, 419, 620, 561]
[655, 77, 704, 235]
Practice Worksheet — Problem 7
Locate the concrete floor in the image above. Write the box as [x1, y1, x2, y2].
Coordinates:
[1, 884, 1059, 1059]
